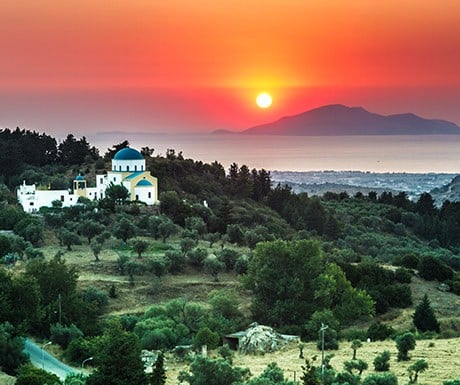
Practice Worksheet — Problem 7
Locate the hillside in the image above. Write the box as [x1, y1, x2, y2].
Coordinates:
[39, 241, 460, 385]
[243, 104, 460, 136]
[431, 175, 460, 204]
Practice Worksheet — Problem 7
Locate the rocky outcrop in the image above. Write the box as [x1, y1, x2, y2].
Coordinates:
[239, 323, 296, 355]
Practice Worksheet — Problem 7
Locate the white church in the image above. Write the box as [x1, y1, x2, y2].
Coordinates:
[17, 147, 159, 213]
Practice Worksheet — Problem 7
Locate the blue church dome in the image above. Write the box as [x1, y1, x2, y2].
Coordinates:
[75, 175, 85, 180]
[136, 180, 153, 186]
[113, 147, 144, 160]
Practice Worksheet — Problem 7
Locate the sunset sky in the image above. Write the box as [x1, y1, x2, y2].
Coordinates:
[1, 0, 460, 135]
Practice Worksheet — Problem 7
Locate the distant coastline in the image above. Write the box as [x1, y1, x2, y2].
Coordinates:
[87, 132, 460, 174]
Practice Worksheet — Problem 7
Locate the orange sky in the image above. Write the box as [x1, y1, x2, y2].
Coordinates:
[1, 0, 460, 133]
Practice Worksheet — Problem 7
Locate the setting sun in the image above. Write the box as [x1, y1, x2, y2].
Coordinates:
[256, 92, 272, 109]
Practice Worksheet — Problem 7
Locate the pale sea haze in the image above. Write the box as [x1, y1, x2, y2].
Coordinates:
[87, 133, 460, 174]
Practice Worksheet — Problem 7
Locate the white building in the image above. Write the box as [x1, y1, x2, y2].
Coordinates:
[17, 147, 159, 213]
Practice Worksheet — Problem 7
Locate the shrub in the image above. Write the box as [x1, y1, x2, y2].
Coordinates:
[50, 323, 84, 349]
[65, 337, 96, 365]
[193, 327, 220, 350]
[418, 255, 454, 281]
[394, 268, 412, 283]
[187, 247, 208, 268]
[361, 372, 398, 385]
[335, 371, 361, 385]
[82, 286, 109, 313]
[219, 248, 240, 271]
[234, 254, 249, 275]
[341, 328, 367, 342]
[217, 344, 234, 364]
[373, 350, 391, 372]
[393, 253, 419, 269]
[15, 365, 62, 385]
[367, 322, 394, 341]
[165, 250, 186, 273]
[109, 284, 117, 298]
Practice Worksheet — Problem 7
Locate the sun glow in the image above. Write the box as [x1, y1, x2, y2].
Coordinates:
[256, 92, 272, 108]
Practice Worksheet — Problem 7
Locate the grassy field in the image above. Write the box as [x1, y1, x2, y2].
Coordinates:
[34, 240, 460, 384]
[163, 337, 460, 385]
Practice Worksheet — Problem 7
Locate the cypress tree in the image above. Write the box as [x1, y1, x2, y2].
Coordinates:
[412, 294, 440, 333]
[149, 352, 166, 385]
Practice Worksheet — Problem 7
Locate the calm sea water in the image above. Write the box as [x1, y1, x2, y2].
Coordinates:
[87, 133, 460, 173]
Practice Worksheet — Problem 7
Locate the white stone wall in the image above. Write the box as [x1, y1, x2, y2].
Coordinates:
[17, 183, 80, 213]
[112, 159, 145, 172]
[134, 186, 156, 205]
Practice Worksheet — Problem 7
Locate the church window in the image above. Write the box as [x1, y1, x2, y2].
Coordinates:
[30, 202, 34, 206]
[148, 192, 151, 198]
[135, 194, 139, 200]
[119, 166, 121, 171]
[60, 195, 64, 201]
[134, 165, 137, 171]
[127, 166, 130, 172]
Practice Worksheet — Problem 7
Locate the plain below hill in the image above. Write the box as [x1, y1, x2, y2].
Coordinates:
[242, 104, 460, 136]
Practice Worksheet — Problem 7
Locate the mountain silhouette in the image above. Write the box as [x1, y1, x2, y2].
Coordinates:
[243, 104, 460, 135]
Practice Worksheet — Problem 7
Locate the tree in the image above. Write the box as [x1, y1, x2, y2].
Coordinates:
[91, 241, 103, 262]
[157, 219, 177, 243]
[351, 339, 362, 360]
[300, 358, 321, 385]
[131, 239, 149, 258]
[344, 359, 368, 376]
[245, 240, 325, 327]
[113, 217, 137, 243]
[87, 321, 146, 385]
[177, 355, 249, 385]
[58, 134, 98, 165]
[373, 350, 390, 372]
[412, 294, 440, 333]
[24, 255, 81, 332]
[15, 364, 62, 385]
[185, 216, 207, 238]
[149, 351, 166, 385]
[204, 232, 220, 248]
[188, 247, 208, 269]
[395, 332, 416, 361]
[304, 310, 340, 350]
[79, 220, 105, 244]
[58, 228, 81, 251]
[245, 362, 296, 385]
[0, 322, 29, 375]
[181, 237, 198, 256]
[105, 183, 130, 204]
[148, 256, 169, 278]
[226, 224, 244, 245]
[204, 255, 224, 282]
[193, 327, 220, 350]
[408, 359, 428, 384]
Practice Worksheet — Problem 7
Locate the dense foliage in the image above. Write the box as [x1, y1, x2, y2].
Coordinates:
[1, 132, 460, 383]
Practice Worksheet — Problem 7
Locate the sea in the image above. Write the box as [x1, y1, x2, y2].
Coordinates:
[87, 133, 460, 174]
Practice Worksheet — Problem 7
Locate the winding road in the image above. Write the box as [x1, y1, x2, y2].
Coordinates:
[24, 339, 81, 380]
